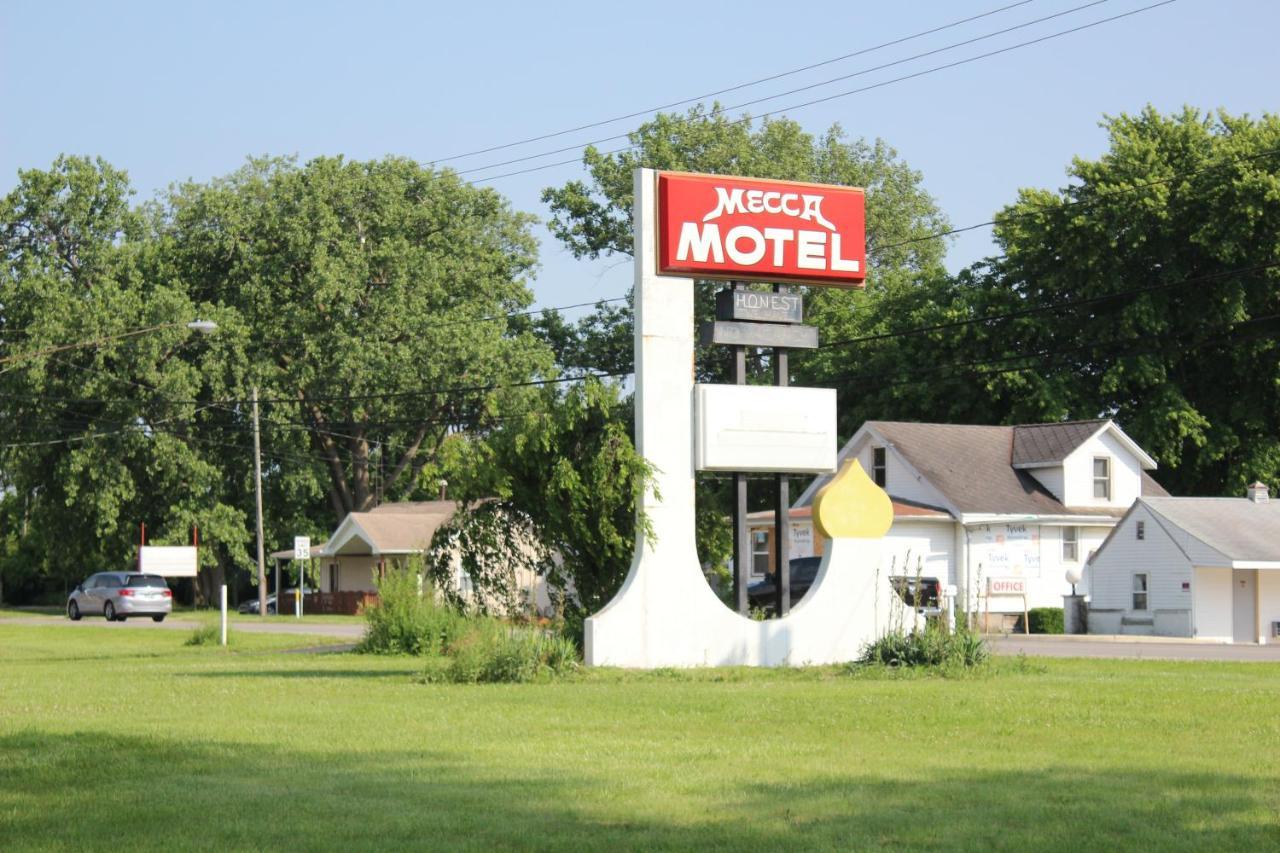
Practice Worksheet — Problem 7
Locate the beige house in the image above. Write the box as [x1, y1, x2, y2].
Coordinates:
[277, 501, 555, 617]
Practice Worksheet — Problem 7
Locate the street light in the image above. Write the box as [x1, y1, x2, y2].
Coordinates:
[0, 318, 219, 366]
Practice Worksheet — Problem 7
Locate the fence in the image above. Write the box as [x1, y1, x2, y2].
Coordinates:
[278, 590, 378, 616]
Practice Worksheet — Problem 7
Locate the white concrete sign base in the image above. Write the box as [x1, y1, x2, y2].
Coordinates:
[584, 169, 912, 668]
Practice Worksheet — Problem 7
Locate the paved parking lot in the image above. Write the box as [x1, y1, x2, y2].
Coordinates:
[990, 634, 1280, 661]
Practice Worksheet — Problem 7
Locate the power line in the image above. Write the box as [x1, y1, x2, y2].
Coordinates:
[818, 261, 1280, 350]
[469, 0, 1178, 183]
[429, 0, 1039, 164]
[458, 0, 1113, 177]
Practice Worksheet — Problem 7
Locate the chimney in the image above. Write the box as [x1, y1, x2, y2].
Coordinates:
[1247, 481, 1269, 503]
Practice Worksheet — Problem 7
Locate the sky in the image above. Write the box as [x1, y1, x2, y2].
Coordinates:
[2, 0, 1277, 319]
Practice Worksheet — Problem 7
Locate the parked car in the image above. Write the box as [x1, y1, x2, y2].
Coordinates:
[237, 588, 317, 615]
[889, 575, 942, 615]
[747, 556, 823, 614]
[67, 572, 172, 622]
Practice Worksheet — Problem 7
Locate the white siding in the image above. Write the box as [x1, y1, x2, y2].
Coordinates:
[880, 521, 955, 588]
[1025, 466, 1065, 502]
[846, 432, 951, 510]
[1062, 428, 1143, 509]
[1194, 567, 1233, 641]
[967, 522, 1113, 612]
[1259, 571, 1280, 645]
[1087, 504, 1194, 634]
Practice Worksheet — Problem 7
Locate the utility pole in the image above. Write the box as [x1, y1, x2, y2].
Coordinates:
[252, 385, 267, 619]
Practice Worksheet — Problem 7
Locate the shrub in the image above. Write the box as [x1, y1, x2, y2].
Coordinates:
[358, 561, 464, 655]
[1026, 607, 1065, 634]
[857, 626, 988, 670]
[426, 626, 580, 684]
[184, 624, 225, 647]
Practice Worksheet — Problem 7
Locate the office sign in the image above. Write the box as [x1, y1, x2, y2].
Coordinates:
[988, 577, 1027, 596]
[657, 172, 867, 287]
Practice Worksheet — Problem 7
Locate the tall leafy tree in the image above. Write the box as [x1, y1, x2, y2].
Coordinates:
[0, 156, 248, 595]
[966, 107, 1280, 495]
[161, 156, 554, 524]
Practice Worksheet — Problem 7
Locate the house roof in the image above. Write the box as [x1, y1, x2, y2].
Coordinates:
[1143, 497, 1280, 563]
[747, 497, 950, 523]
[1010, 420, 1107, 467]
[798, 421, 1167, 518]
[324, 501, 460, 556]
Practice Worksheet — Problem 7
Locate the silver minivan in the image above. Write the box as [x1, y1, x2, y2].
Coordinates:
[67, 572, 173, 622]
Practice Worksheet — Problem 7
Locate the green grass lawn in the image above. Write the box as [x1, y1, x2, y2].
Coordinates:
[1, 625, 1277, 851]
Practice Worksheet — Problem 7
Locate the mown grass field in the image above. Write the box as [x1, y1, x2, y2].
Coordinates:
[1, 624, 1277, 851]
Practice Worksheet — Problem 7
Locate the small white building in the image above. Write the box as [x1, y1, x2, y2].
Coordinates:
[1086, 484, 1280, 643]
[749, 419, 1166, 628]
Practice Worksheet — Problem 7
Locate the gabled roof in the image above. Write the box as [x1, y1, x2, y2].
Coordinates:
[798, 421, 1166, 518]
[325, 501, 459, 556]
[1143, 497, 1280, 564]
[1011, 420, 1156, 470]
[1011, 420, 1107, 467]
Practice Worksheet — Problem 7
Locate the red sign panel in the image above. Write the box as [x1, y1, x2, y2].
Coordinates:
[656, 171, 866, 288]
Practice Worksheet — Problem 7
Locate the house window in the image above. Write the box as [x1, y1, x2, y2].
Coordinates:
[1093, 457, 1111, 499]
[872, 447, 887, 488]
[1062, 526, 1079, 562]
[752, 530, 770, 577]
[1136, 521, 1145, 540]
[1132, 573, 1149, 611]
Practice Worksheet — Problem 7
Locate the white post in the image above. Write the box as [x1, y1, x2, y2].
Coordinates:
[219, 584, 227, 646]
[295, 561, 302, 619]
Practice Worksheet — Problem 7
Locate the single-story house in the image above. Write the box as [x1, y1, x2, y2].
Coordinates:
[748, 419, 1167, 628]
[1086, 483, 1280, 643]
[274, 501, 555, 617]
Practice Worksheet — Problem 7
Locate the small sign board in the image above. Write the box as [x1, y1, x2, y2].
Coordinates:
[987, 577, 1027, 596]
[294, 536, 311, 561]
[699, 320, 818, 350]
[138, 546, 198, 577]
[695, 384, 837, 474]
[715, 289, 803, 324]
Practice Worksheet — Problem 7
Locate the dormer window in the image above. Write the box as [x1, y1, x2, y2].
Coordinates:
[1093, 457, 1111, 500]
[872, 447, 887, 488]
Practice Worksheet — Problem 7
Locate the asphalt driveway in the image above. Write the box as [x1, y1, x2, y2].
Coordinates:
[989, 634, 1280, 661]
[0, 615, 364, 639]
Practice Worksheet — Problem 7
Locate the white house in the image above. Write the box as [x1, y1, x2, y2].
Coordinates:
[1086, 483, 1280, 643]
[748, 419, 1166, 629]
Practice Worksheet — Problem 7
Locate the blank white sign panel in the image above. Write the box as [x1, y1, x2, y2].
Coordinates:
[695, 384, 837, 474]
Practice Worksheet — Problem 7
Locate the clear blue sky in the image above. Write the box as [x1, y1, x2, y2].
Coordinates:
[3, 0, 1276, 317]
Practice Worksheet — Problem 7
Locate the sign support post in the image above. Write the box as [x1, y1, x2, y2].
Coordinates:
[773, 283, 791, 617]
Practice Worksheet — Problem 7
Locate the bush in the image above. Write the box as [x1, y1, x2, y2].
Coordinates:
[857, 626, 988, 670]
[1026, 607, 1065, 634]
[184, 624, 226, 647]
[425, 626, 580, 684]
[358, 562, 463, 655]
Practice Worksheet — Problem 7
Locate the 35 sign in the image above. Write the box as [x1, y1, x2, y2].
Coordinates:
[656, 171, 866, 288]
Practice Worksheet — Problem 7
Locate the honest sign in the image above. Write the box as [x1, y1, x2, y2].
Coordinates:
[715, 289, 804, 323]
[657, 172, 866, 287]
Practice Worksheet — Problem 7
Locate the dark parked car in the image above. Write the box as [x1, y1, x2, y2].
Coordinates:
[890, 575, 942, 614]
[747, 556, 823, 614]
[67, 572, 173, 622]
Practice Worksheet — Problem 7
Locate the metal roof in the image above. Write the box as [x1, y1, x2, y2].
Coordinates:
[1143, 497, 1280, 563]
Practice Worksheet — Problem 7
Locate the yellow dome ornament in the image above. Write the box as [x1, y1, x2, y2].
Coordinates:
[812, 459, 894, 541]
